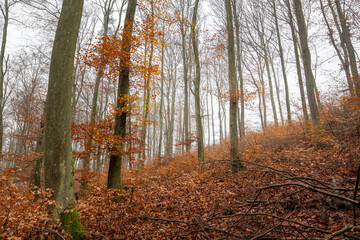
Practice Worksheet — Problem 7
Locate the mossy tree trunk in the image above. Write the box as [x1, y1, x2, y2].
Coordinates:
[42, 0, 84, 238]
[107, 0, 138, 190]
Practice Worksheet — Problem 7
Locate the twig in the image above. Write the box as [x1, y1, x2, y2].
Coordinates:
[207, 212, 331, 234]
[353, 163, 360, 225]
[251, 211, 296, 240]
[31, 227, 67, 240]
[260, 182, 359, 204]
[325, 225, 354, 240]
[245, 189, 262, 215]
[141, 216, 249, 238]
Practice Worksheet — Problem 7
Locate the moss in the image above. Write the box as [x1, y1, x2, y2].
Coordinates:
[61, 204, 85, 240]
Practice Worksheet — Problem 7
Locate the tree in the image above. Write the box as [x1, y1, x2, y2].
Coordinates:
[83, 0, 117, 190]
[224, 0, 243, 171]
[285, 0, 308, 123]
[319, 0, 354, 96]
[42, 0, 85, 238]
[191, 0, 205, 164]
[293, 0, 320, 126]
[107, 0, 138, 190]
[333, 0, 360, 96]
[0, 0, 14, 153]
[271, 0, 291, 123]
[233, 0, 245, 138]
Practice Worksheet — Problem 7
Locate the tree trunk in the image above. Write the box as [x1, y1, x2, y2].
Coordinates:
[285, 0, 309, 123]
[270, 53, 284, 125]
[83, 0, 115, 191]
[107, 0, 137, 190]
[0, 0, 9, 153]
[334, 0, 360, 95]
[272, 0, 291, 122]
[139, 3, 155, 161]
[42, 0, 85, 238]
[233, 0, 245, 138]
[320, 0, 354, 95]
[191, 0, 205, 164]
[157, 26, 165, 159]
[181, 14, 190, 153]
[225, 0, 243, 171]
[293, 0, 320, 126]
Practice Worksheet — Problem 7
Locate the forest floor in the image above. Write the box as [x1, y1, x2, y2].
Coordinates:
[2, 98, 360, 239]
[77, 120, 360, 239]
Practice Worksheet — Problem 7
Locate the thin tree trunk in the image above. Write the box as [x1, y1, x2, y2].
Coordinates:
[285, 0, 309, 123]
[0, 0, 9, 153]
[157, 25, 165, 160]
[139, 3, 154, 161]
[107, 0, 137, 190]
[83, 1, 115, 185]
[210, 81, 215, 145]
[334, 0, 360, 95]
[191, 0, 205, 164]
[269, 52, 284, 125]
[320, 0, 354, 95]
[181, 15, 190, 153]
[272, 0, 291, 122]
[233, 0, 245, 138]
[225, 0, 243, 171]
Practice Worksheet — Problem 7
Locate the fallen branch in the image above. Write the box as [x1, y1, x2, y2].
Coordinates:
[260, 182, 359, 204]
[325, 225, 355, 240]
[141, 216, 250, 238]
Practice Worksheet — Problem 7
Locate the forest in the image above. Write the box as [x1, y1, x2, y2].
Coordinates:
[0, 0, 360, 239]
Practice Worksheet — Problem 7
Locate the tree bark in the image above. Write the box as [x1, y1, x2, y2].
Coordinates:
[157, 25, 165, 159]
[272, 0, 291, 122]
[285, 0, 309, 123]
[0, 0, 9, 153]
[191, 0, 205, 164]
[107, 0, 137, 190]
[225, 0, 243, 171]
[180, 7, 191, 153]
[42, 0, 85, 238]
[293, 0, 320, 126]
[233, 0, 245, 138]
[320, 0, 354, 95]
[334, 0, 360, 96]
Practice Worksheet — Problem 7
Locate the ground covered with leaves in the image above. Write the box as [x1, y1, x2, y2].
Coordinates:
[76, 127, 360, 239]
[2, 97, 360, 239]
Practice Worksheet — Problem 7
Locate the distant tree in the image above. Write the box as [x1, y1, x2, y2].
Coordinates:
[42, 0, 85, 238]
